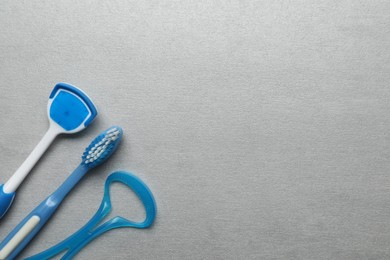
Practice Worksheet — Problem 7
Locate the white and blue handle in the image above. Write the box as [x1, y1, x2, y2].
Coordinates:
[0, 125, 60, 219]
[0, 165, 88, 260]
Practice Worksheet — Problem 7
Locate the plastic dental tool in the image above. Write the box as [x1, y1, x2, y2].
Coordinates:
[0, 83, 98, 219]
[27, 171, 157, 260]
[0, 126, 122, 260]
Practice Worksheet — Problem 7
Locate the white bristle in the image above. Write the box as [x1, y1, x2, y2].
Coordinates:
[107, 128, 117, 133]
[84, 128, 121, 164]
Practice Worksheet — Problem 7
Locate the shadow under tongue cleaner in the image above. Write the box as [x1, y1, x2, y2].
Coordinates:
[27, 171, 157, 260]
[0, 83, 98, 219]
[0, 126, 122, 260]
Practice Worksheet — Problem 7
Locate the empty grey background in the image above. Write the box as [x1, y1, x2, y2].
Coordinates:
[1, 1, 390, 259]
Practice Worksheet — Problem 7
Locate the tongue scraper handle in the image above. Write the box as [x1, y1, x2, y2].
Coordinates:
[0, 125, 60, 219]
[0, 83, 98, 219]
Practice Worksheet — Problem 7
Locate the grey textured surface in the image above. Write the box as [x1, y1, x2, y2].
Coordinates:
[1, 1, 390, 259]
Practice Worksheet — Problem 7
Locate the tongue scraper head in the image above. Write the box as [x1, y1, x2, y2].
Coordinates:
[0, 83, 98, 219]
[48, 82, 98, 134]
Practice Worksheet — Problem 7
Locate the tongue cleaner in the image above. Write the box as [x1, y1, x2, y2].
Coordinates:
[0, 83, 98, 219]
[0, 126, 123, 260]
[26, 171, 156, 260]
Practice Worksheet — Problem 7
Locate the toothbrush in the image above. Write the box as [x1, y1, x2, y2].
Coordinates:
[0, 83, 98, 219]
[0, 126, 123, 260]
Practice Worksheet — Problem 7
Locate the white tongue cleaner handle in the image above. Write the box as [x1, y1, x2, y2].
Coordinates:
[0, 123, 61, 219]
[4, 124, 61, 193]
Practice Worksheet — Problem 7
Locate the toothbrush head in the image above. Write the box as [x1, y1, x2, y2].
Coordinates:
[81, 126, 123, 169]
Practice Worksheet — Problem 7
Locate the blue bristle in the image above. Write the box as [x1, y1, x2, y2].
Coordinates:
[81, 126, 123, 168]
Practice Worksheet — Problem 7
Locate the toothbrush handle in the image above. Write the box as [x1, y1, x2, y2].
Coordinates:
[25, 208, 105, 260]
[0, 196, 60, 260]
[0, 165, 88, 259]
[0, 125, 59, 219]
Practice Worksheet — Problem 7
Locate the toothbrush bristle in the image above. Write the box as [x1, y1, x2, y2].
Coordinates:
[81, 126, 123, 168]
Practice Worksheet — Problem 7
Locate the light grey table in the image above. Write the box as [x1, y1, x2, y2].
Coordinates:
[1, 1, 390, 259]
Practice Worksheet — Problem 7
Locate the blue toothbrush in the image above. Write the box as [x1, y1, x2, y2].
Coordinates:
[0, 126, 122, 260]
[0, 83, 98, 219]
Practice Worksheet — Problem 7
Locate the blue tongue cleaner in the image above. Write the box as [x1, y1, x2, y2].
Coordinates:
[49, 83, 98, 132]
